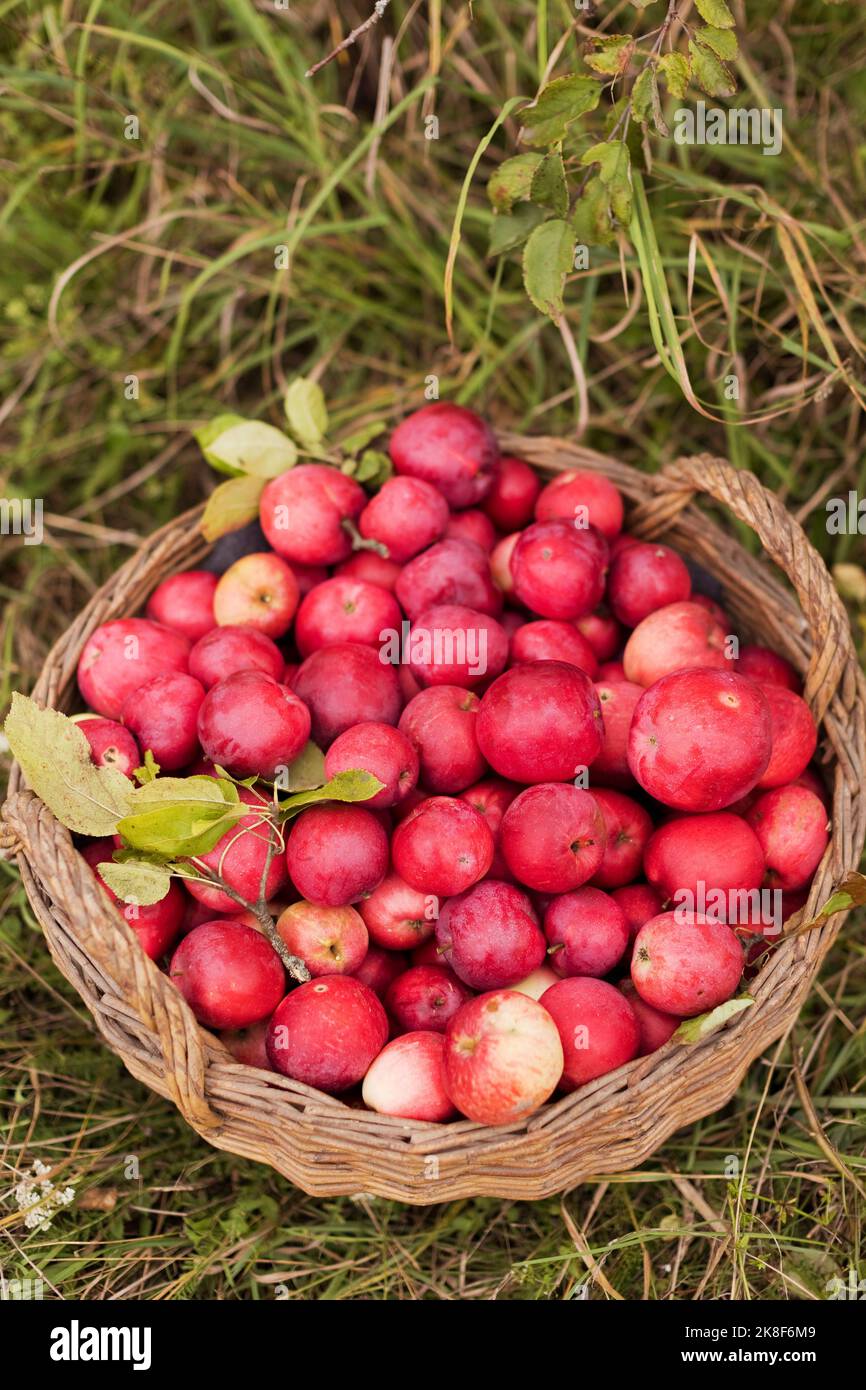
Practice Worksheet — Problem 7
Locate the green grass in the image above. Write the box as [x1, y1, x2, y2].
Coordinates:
[1, 0, 865, 1299]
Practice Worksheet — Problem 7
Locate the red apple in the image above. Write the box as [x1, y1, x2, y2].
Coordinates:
[544, 887, 629, 977]
[358, 474, 449, 561]
[442, 991, 563, 1124]
[260, 463, 366, 566]
[499, 783, 606, 893]
[324, 722, 419, 809]
[121, 672, 205, 771]
[746, 785, 829, 890]
[82, 839, 185, 959]
[618, 979, 679, 1056]
[275, 901, 368, 976]
[607, 542, 692, 628]
[643, 812, 765, 918]
[623, 601, 730, 687]
[628, 668, 772, 812]
[631, 911, 744, 1016]
[540, 977, 639, 1090]
[737, 643, 800, 692]
[576, 610, 622, 662]
[292, 643, 402, 746]
[435, 880, 545, 989]
[77, 618, 191, 720]
[188, 624, 285, 689]
[396, 538, 501, 620]
[408, 604, 508, 689]
[294, 576, 402, 657]
[266, 976, 388, 1091]
[285, 804, 388, 907]
[220, 1019, 273, 1070]
[535, 470, 624, 539]
[169, 919, 285, 1029]
[389, 403, 497, 509]
[398, 685, 487, 792]
[335, 551, 403, 591]
[591, 680, 643, 788]
[612, 882, 664, 949]
[146, 569, 218, 642]
[213, 552, 300, 638]
[362, 1031, 456, 1121]
[445, 509, 496, 552]
[511, 965, 559, 1000]
[589, 788, 653, 889]
[490, 532, 520, 593]
[511, 521, 607, 620]
[509, 619, 598, 675]
[482, 455, 541, 531]
[391, 796, 494, 896]
[385, 965, 471, 1034]
[352, 945, 408, 999]
[197, 670, 310, 777]
[476, 661, 604, 784]
[755, 685, 818, 789]
[78, 716, 140, 779]
[359, 872, 436, 950]
[183, 788, 289, 914]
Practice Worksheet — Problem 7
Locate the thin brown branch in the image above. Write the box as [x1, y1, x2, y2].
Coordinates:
[306, 1, 392, 80]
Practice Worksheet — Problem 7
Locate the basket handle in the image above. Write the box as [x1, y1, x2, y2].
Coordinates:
[627, 453, 858, 726]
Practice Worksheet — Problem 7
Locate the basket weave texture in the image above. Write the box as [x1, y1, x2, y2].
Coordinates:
[3, 440, 865, 1203]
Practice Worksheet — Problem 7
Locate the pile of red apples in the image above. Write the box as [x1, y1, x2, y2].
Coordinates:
[74, 404, 829, 1127]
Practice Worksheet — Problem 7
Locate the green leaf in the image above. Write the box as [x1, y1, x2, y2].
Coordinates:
[530, 151, 568, 217]
[580, 141, 632, 225]
[675, 995, 754, 1043]
[488, 203, 547, 256]
[196, 418, 297, 478]
[271, 741, 326, 793]
[689, 38, 736, 97]
[487, 153, 543, 211]
[4, 694, 133, 836]
[278, 769, 385, 821]
[200, 474, 265, 542]
[117, 776, 245, 857]
[583, 35, 634, 77]
[631, 67, 654, 125]
[695, 25, 738, 60]
[133, 750, 160, 784]
[658, 52, 690, 100]
[98, 857, 173, 906]
[337, 420, 385, 454]
[195, 413, 245, 469]
[353, 449, 392, 487]
[522, 218, 575, 321]
[571, 175, 617, 248]
[284, 378, 328, 450]
[694, 0, 735, 28]
[520, 75, 602, 147]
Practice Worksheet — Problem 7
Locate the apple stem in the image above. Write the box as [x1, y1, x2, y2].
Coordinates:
[341, 516, 389, 558]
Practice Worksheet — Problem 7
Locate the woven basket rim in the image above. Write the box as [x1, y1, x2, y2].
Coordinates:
[4, 436, 865, 1203]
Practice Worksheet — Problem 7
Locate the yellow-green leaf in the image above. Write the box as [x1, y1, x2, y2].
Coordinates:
[675, 995, 754, 1043]
[584, 35, 634, 77]
[522, 218, 575, 320]
[689, 38, 736, 96]
[487, 154, 543, 211]
[4, 694, 133, 837]
[658, 52, 690, 100]
[278, 769, 385, 820]
[200, 475, 265, 542]
[197, 419, 297, 478]
[284, 378, 328, 450]
[696, 25, 738, 60]
[520, 75, 601, 147]
[694, 0, 735, 28]
[571, 175, 617, 248]
[530, 151, 568, 217]
[98, 857, 173, 906]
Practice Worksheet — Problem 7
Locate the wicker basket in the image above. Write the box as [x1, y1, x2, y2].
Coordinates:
[3, 440, 865, 1203]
